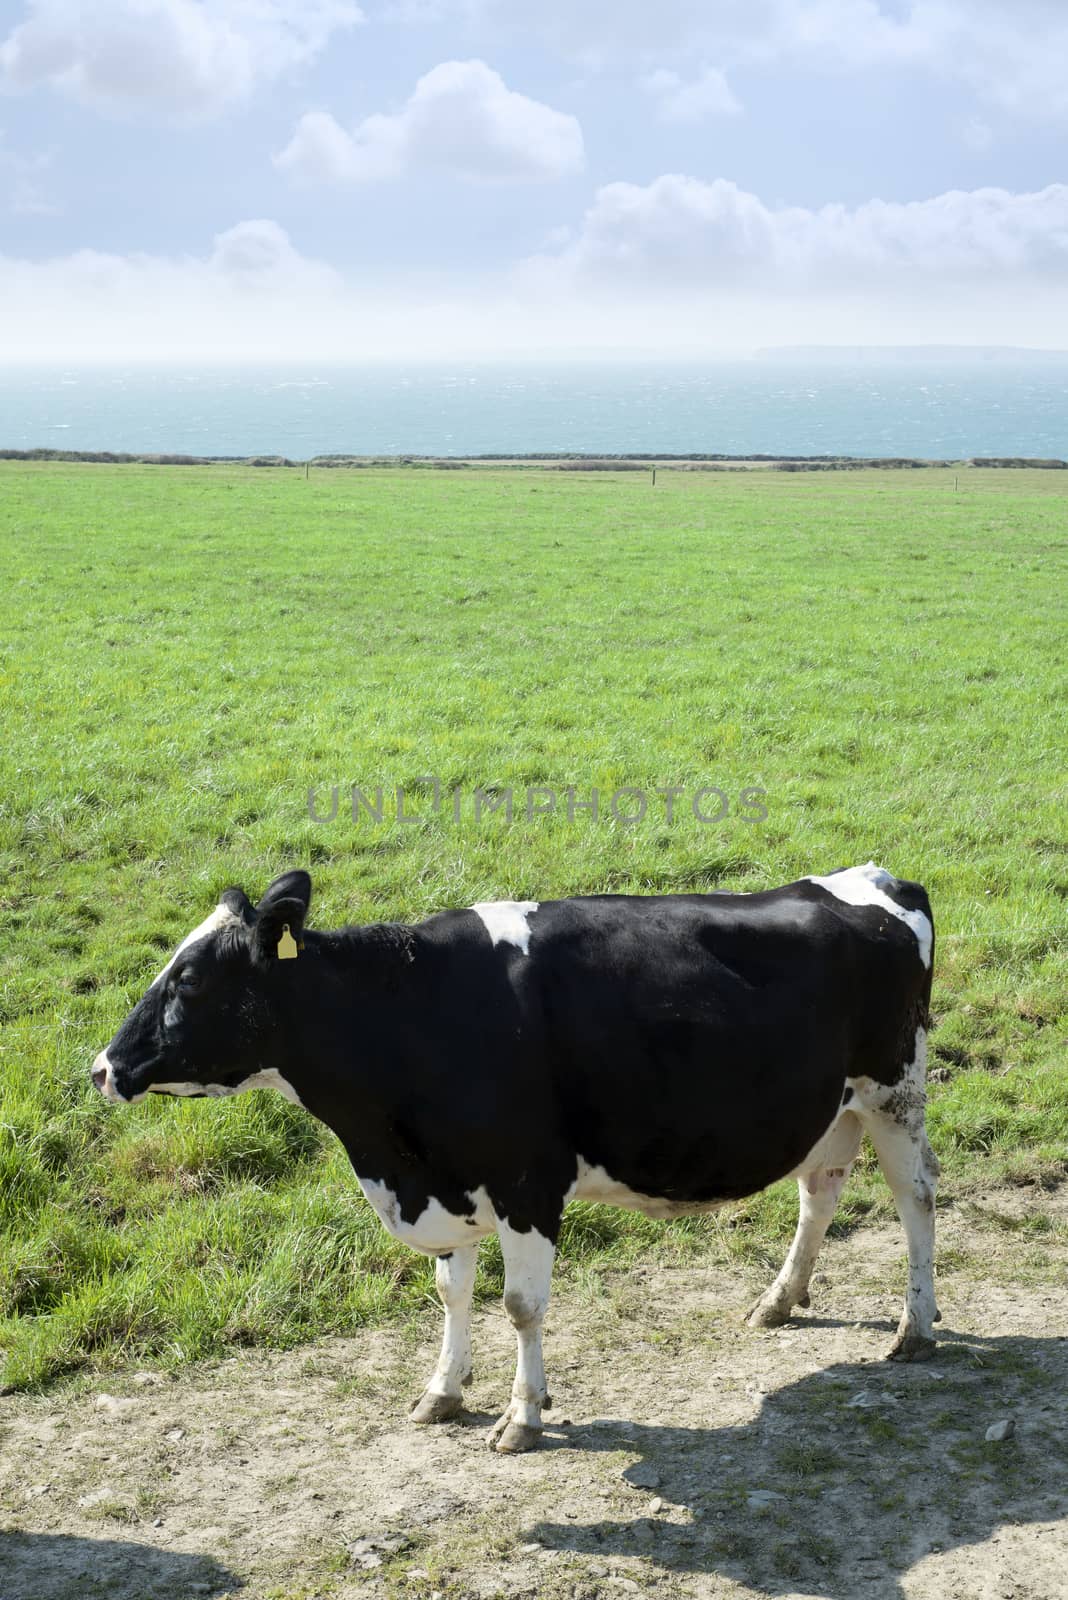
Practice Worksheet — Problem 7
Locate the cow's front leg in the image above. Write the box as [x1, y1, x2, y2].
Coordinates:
[411, 1242, 479, 1423]
[488, 1220, 556, 1454]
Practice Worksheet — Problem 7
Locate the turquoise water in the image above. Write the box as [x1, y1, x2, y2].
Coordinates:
[2, 362, 1066, 459]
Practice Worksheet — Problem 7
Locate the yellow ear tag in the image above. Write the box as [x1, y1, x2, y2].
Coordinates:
[277, 924, 299, 961]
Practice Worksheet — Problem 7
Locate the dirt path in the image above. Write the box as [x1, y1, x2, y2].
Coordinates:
[2, 1193, 1066, 1600]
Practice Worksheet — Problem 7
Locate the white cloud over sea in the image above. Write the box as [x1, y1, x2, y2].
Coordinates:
[523, 176, 1068, 289]
[4, 180, 1067, 361]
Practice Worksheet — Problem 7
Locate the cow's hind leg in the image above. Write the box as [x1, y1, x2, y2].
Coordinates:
[748, 1111, 863, 1329]
[863, 1105, 939, 1362]
[411, 1243, 479, 1423]
[488, 1220, 556, 1454]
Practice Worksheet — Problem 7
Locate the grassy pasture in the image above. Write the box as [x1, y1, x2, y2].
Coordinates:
[0, 460, 1065, 1392]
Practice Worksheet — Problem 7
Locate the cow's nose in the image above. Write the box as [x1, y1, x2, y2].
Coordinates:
[92, 1052, 110, 1094]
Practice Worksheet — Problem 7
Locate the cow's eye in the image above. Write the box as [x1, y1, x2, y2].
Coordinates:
[176, 968, 201, 994]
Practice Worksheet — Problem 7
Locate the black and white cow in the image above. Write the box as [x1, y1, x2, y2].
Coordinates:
[93, 863, 938, 1452]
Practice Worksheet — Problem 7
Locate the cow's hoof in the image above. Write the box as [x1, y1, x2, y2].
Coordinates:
[492, 1421, 542, 1453]
[410, 1389, 463, 1424]
[746, 1297, 790, 1330]
[488, 1401, 545, 1453]
[885, 1332, 936, 1363]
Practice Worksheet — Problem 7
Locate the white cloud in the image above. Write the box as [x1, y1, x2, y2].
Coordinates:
[381, 0, 917, 61]
[0, 218, 522, 361]
[929, 2, 1068, 119]
[640, 66, 741, 123]
[276, 59, 584, 183]
[0, 219, 347, 359]
[5, 181, 1068, 363]
[0, 0, 363, 120]
[525, 175, 1068, 290]
[276, 112, 364, 182]
[389, 2, 1068, 121]
[508, 173, 1068, 352]
[206, 218, 339, 283]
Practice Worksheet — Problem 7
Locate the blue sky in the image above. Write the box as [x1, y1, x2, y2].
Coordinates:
[1, 0, 1066, 359]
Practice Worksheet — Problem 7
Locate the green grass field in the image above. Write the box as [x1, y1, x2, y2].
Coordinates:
[1, 461, 1065, 1392]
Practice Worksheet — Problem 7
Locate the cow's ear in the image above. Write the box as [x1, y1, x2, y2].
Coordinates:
[258, 870, 312, 915]
[253, 871, 312, 964]
[220, 886, 255, 924]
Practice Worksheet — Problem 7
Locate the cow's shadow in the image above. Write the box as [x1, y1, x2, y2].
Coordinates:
[524, 1329, 1068, 1600]
[0, 1531, 237, 1600]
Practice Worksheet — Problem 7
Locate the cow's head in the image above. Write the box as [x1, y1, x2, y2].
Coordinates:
[91, 870, 312, 1105]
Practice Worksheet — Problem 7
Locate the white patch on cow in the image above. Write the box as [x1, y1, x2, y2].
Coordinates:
[358, 1179, 497, 1254]
[238, 1068, 304, 1105]
[807, 861, 932, 968]
[470, 900, 539, 955]
[846, 1026, 928, 1121]
[574, 1158, 729, 1220]
[148, 1068, 304, 1105]
[92, 1049, 131, 1103]
[150, 902, 242, 987]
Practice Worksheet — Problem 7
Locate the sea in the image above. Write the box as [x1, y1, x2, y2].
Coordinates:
[2, 357, 1067, 460]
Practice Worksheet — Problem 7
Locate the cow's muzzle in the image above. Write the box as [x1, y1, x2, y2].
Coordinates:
[92, 1050, 128, 1102]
